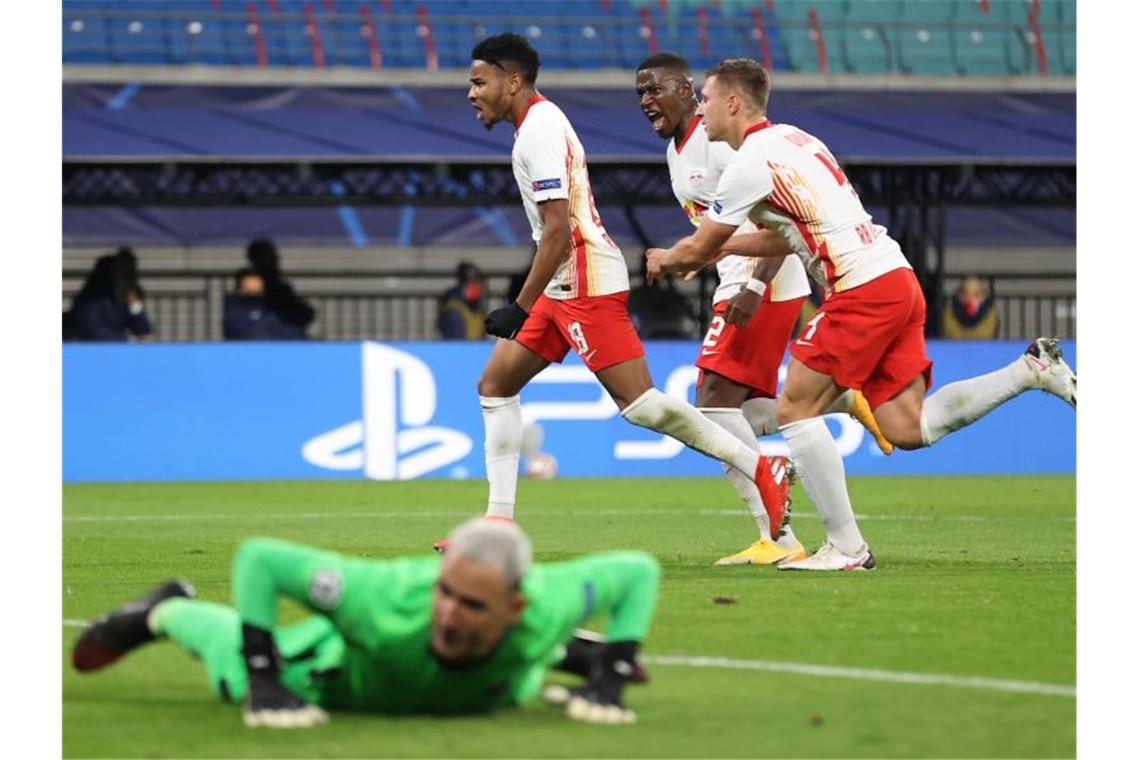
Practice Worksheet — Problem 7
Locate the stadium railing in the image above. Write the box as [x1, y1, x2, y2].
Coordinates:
[62, 267, 1075, 343]
[62, 0, 1076, 77]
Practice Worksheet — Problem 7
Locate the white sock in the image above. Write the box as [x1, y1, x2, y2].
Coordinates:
[919, 359, 1033, 446]
[779, 417, 865, 555]
[743, 391, 856, 437]
[741, 397, 779, 436]
[622, 389, 759, 475]
[702, 408, 798, 546]
[481, 395, 522, 519]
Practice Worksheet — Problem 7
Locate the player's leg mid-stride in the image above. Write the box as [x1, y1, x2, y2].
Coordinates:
[434, 328, 793, 553]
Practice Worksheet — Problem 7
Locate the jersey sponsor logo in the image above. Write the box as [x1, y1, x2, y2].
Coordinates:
[688, 167, 706, 183]
[301, 343, 474, 480]
[532, 178, 562, 192]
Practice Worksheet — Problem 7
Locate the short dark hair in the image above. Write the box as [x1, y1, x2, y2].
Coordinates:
[637, 51, 690, 75]
[471, 33, 540, 84]
[706, 58, 770, 112]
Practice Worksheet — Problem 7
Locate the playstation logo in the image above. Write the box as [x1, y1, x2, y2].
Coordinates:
[301, 343, 473, 479]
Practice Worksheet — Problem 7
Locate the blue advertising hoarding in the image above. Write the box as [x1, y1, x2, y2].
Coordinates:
[63, 340, 1075, 482]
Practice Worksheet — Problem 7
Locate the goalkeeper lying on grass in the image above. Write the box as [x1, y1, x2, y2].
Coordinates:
[72, 518, 659, 727]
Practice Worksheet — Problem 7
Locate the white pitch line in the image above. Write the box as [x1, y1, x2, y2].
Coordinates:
[58, 620, 1071, 698]
[63, 510, 1073, 523]
[641, 655, 1075, 698]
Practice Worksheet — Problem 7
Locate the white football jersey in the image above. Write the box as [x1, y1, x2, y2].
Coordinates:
[708, 120, 910, 294]
[512, 97, 629, 300]
[666, 116, 810, 305]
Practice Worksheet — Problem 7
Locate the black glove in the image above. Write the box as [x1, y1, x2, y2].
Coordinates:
[484, 302, 529, 339]
[567, 640, 640, 723]
[555, 631, 649, 683]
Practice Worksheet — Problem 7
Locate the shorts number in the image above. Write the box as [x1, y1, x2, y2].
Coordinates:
[568, 321, 590, 355]
[703, 316, 726, 347]
[800, 311, 826, 342]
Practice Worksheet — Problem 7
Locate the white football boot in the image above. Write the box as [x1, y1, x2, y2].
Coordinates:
[1022, 337, 1076, 408]
[777, 541, 876, 572]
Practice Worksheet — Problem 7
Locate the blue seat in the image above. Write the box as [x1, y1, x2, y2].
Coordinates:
[552, 0, 620, 70]
[897, 0, 956, 75]
[63, 9, 114, 64]
[163, 2, 235, 66]
[374, 0, 429, 68]
[319, 4, 377, 68]
[841, 0, 902, 74]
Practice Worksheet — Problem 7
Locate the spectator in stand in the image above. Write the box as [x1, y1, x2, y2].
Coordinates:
[245, 238, 316, 337]
[223, 268, 306, 340]
[940, 275, 999, 340]
[63, 247, 155, 342]
[438, 261, 488, 340]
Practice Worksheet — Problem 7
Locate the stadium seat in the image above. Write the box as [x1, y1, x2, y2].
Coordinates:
[841, 0, 901, 74]
[897, 0, 956, 75]
[953, 0, 1029, 77]
[374, 0, 426, 68]
[1055, 0, 1076, 75]
[726, 1, 793, 73]
[772, 0, 831, 74]
[163, 1, 237, 66]
[319, 3, 377, 68]
[557, 0, 620, 70]
[63, 8, 114, 64]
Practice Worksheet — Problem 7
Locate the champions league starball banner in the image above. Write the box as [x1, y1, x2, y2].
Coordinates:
[63, 340, 1075, 482]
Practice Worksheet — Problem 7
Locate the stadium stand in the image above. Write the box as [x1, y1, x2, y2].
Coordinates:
[62, 1, 1076, 343]
[63, 0, 1075, 76]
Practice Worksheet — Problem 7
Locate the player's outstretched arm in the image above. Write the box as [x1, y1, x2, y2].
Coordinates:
[545, 551, 661, 724]
[718, 229, 792, 259]
[232, 537, 354, 728]
[484, 198, 571, 338]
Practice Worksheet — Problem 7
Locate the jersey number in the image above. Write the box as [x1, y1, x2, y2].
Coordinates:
[814, 150, 848, 187]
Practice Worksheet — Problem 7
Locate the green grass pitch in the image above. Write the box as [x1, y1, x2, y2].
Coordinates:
[63, 476, 1075, 758]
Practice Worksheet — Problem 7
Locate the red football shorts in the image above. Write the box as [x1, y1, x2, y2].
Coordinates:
[790, 267, 933, 409]
[696, 296, 806, 399]
[515, 292, 645, 372]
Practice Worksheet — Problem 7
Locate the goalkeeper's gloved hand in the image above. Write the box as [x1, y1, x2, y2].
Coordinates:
[484, 302, 529, 339]
[545, 640, 641, 724]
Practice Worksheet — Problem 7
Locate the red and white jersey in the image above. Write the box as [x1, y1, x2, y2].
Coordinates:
[707, 120, 910, 294]
[666, 116, 810, 305]
[512, 96, 629, 300]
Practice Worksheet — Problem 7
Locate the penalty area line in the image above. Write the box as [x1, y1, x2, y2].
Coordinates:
[59, 620, 1071, 698]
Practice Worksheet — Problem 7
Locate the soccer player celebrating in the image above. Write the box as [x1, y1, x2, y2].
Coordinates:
[73, 519, 659, 726]
[457, 35, 792, 546]
[647, 59, 1076, 571]
[635, 52, 895, 567]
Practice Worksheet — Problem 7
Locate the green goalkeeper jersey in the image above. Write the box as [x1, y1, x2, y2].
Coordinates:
[286, 551, 659, 715]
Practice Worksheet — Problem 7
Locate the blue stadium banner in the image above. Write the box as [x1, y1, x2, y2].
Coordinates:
[63, 340, 1075, 482]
